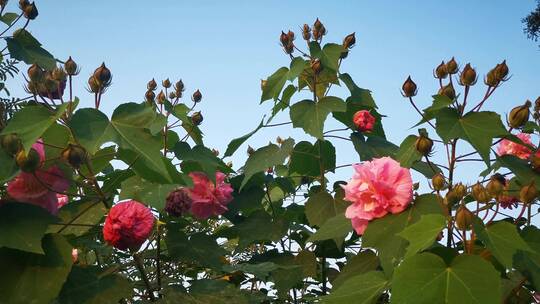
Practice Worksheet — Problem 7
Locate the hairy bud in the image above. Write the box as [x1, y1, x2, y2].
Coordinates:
[162, 78, 171, 89]
[431, 173, 446, 191]
[147, 78, 157, 91]
[454, 183, 467, 199]
[175, 79, 184, 93]
[145, 90, 155, 103]
[192, 89, 202, 103]
[472, 182, 490, 203]
[61, 144, 88, 169]
[343, 32, 356, 49]
[16, 148, 41, 173]
[401, 76, 417, 97]
[438, 83, 456, 100]
[64, 56, 79, 76]
[0, 133, 22, 155]
[19, 0, 29, 10]
[27, 64, 43, 82]
[191, 111, 203, 126]
[87, 75, 100, 93]
[445, 57, 458, 74]
[486, 176, 504, 197]
[302, 24, 311, 40]
[520, 182, 538, 204]
[168, 91, 176, 100]
[157, 90, 166, 104]
[415, 132, 433, 156]
[312, 18, 326, 40]
[508, 100, 531, 129]
[23, 1, 37, 19]
[455, 206, 474, 231]
[434, 61, 448, 79]
[310, 58, 322, 75]
[93, 63, 112, 86]
[459, 63, 477, 86]
[495, 60, 509, 81]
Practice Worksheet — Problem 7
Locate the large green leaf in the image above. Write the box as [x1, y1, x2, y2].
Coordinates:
[120, 175, 178, 210]
[224, 118, 264, 157]
[397, 214, 446, 258]
[309, 42, 344, 72]
[6, 29, 56, 70]
[307, 213, 352, 245]
[413, 94, 453, 127]
[1, 103, 68, 153]
[290, 96, 346, 139]
[362, 194, 443, 274]
[166, 228, 227, 269]
[435, 108, 508, 163]
[58, 266, 132, 304]
[305, 191, 348, 227]
[396, 135, 422, 168]
[514, 226, 540, 290]
[351, 133, 397, 161]
[52, 200, 106, 237]
[331, 251, 380, 289]
[0, 203, 57, 254]
[0, 146, 18, 183]
[338, 73, 377, 108]
[0, 234, 73, 304]
[289, 140, 336, 176]
[288, 57, 308, 81]
[70, 108, 112, 154]
[498, 155, 540, 189]
[240, 138, 294, 189]
[392, 253, 501, 304]
[231, 210, 288, 251]
[473, 220, 532, 268]
[261, 67, 289, 102]
[322, 271, 387, 304]
[174, 144, 232, 181]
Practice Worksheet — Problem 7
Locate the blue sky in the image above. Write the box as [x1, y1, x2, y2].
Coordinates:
[8, 0, 540, 186]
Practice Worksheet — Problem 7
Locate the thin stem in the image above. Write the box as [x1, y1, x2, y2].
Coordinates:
[133, 253, 156, 301]
[408, 97, 436, 129]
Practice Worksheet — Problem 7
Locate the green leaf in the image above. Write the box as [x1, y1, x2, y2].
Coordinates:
[338, 73, 377, 108]
[224, 118, 264, 157]
[0, 203, 57, 254]
[6, 29, 56, 70]
[289, 140, 336, 176]
[307, 213, 352, 244]
[272, 84, 296, 116]
[0, 12, 18, 26]
[240, 138, 294, 189]
[305, 191, 348, 227]
[331, 251, 380, 289]
[322, 271, 387, 304]
[232, 210, 288, 251]
[261, 67, 289, 102]
[70, 108, 112, 154]
[436, 108, 508, 163]
[58, 266, 132, 304]
[363, 194, 444, 274]
[222, 262, 280, 280]
[0, 234, 73, 304]
[1, 103, 68, 153]
[310, 42, 344, 72]
[290, 96, 346, 139]
[175, 144, 232, 181]
[413, 94, 453, 127]
[396, 135, 422, 168]
[514, 226, 540, 290]
[166, 228, 227, 269]
[498, 155, 540, 189]
[120, 175, 178, 210]
[392, 253, 501, 304]
[473, 220, 532, 268]
[288, 57, 308, 81]
[52, 200, 106, 237]
[397, 214, 446, 258]
[41, 123, 70, 160]
[351, 133, 397, 161]
[0, 146, 18, 183]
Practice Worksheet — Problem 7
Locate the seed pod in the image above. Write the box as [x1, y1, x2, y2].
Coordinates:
[162, 78, 171, 89]
[434, 61, 448, 79]
[27, 64, 43, 82]
[530, 152, 540, 173]
[87, 75, 100, 93]
[455, 206, 474, 231]
[0, 0, 8, 9]
[145, 90, 155, 103]
[175, 80, 184, 93]
[212, 149, 219, 156]
[312, 18, 326, 40]
[64, 56, 79, 76]
[438, 83, 456, 100]
[472, 182, 490, 203]
[445, 190, 461, 206]
[19, 0, 29, 10]
[0, 134, 22, 155]
[16, 148, 41, 172]
[520, 182, 538, 204]
[484, 68, 498, 87]
[168, 91, 176, 100]
[486, 176, 504, 197]
[147, 78, 157, 91]
[343, 32, 356, 49]
[302, 24, 311, 40]
[276, 136, 283, 144]
[192, 89, 202, 103]
[191, 111, 203, 126]
[279, 31, 289, 46]
[310, 58, 322, 75]
[454, 183, 467, 198]
[459, 63, 477, 86]
[432, 173, 446, 191]
[415, 129, 433, 156]
[445, 57, 458, 74]
[401, 76, 417, 97]
[157, 90, 166, 104]
[61, 144, 88, 168]
[23, 1, 37, 19]
[93, 63, 112, 86]
[508, 101, 531, 129]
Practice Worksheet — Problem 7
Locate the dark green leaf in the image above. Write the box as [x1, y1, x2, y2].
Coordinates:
[261, 67, 289, 102]
[322, 271, 387, 304]
[6, 29, 56, 70]
[70, 108, 112, 154]
[331, 251, 380, 289]
[397, 214, 446, 258]
[224, 118, 264, 157]
[290, 97, 346, 139]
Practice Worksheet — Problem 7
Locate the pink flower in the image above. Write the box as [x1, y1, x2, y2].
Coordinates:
[7, 140, 69, 215]
[497, 133, 534, 160]
[342, 157, 413, 234]
[189, 171, 233, 219]
[71, 248, 78, 263]
[353, 110, 376, 132]
[57, 194, 69, 208]
[103, 200, 155, 251]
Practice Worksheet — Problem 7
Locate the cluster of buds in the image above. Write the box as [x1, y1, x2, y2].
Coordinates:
[401, 76, 417, 97]
[145, 79, 157, 104]
[19, 0, 38, 20]
[312, 18, 327, 41]
[25, 64, 67, 100]
[87, 63, 112, 94]
[280, 30, 295, 55]
[508, 100, 531, 129]
[485, 60, 509, 87]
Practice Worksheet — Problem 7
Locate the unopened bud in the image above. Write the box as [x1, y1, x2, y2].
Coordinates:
[247, 145, 255, 156]
[310, 58, 322, 75]
[472, 182, 490, 203]
[486, 176, 504, 197]
[16, 148, 41, 172]
[226, 161, 233, 168]
[64, 56, 79, 76]
[260, 79, 267, 91]
[520, 182, 537, 204]
[434, 61, 448, 79]
[87, 76, 100, 93]
[312, 18, 326, 40]
[445, 57, 458, 74]
[168, 91, 176, 100]
[162, 78, 171, 88]
[343, 32, 356, 49]
[454, 183, 467, 198]
[191, 111, 203, 126]
[456, 206, 474, 231]
[192, 89, 202, 103]
[145, 90, 155, 104]
[508, 101, 531, 129]
[459, 63, 477, 86]
[432, 173, 446, 191]
[157, 90, 166, 104]
[485, 69, 498, 87]
[61, 144, 88, 169]
[530, 152, 540, 173]
[401, 76, 417, 97]
[415, 132, 433, 156]
[438, 83, 456, 100]
[147, 78, 157, 91]
[51, 66, 67, 82]
[302, 24, 311, 40]
[495, 60, 509, 81]
[175, 80, 184, 92]
[0, 134, 22, 155]
[27, 64, 43, 82]
[0, 0, 8, 9]
[19, 0, 29, 10]
[280, 31, 289, 46]
[23, 1, 37, 19]
[93, 63, 112, 86]
[212, 149, 219, 156]
[445, 190, 461, 206]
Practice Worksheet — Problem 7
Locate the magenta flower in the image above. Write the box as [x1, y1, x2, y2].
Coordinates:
[497, 133, 534, 160]
[188, 171, 233, 219]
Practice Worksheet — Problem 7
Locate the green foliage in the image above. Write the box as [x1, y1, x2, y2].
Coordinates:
[290, 96, 346, 139]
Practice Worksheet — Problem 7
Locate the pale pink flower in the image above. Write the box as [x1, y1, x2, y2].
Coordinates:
[497, 133, 534, 160]
[71, 248, 78, 263]
[342, 157, 413, 234]
[189, 171, 233, 219]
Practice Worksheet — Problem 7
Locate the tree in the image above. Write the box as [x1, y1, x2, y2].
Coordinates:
[523, 0, 540, 46]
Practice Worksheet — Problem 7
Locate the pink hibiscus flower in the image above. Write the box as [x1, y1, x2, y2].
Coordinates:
[103, 200, 155, 251]
[353, 110, 376, 132]
[497, 133, 535, 160]
[342, 157, 413, 234]
[188, 171, 233, 219]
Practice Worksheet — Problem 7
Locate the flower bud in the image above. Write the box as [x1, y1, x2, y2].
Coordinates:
[52, 66, 67, 82]
[495, 60, 509, 81]
[279, 31, 289, 46]
[438, 83, 456, 100]
[162, 78, 171, 89]
[445, 57, 458, 74]
[520, 182, 537, 204]
[508, 100, 531, 129]
[192, 89, 202, 103]
[312, 18, 326, 40]
[302, 24, 311, 40]
[23, 1, 37, 19]
[16, 148, 41, 172]
[343, 32, 356, 49]
[276, 136, 283, 144]
[454, 183, 467, 198]
[434, 61, 448, 79]
[93, 63, 112, 86]
[530, 152, 540, 173]
[156, 90, 166, 104]
[19, 0, 29, 10]
[147, 78, 157, 91]
[191, 111, 203, 126]
[61, 144, 88, 169]
[415, 132, 433, 156]
[247, 145, 255, 156]
[486, 176, 504, 197]
[87, 75, 100, 93]
[445, 190, 461, 206]
[0, 133, 22, 155]
[64, 56, 79, 76]
[310, 58, 322, 75]
[175, 79, 184, 93]
[401, 76, 417, 97]
[27, 64, 43, 82]
[353, 110, 375, 132]
[472, 182, 490, 203]
[456, 206, 474, 231]
[459, 63, 477, 86]
[0, 0, 8, 9]
[226, 161, 233, 168]
[164, 187, 192, 217]
[168, 91, 176, 100]
[145, 90, 155, 103]
[431, 173, 446, 191]
[485, 69, 498, 87]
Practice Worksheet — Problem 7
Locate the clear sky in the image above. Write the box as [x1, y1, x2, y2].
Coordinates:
[8, 0, 540, 187]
